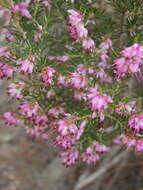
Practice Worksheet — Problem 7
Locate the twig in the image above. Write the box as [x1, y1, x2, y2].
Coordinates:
[106, 150, 129, 190]
[74, 150, 128, 190]
[93, 146, 121, 190]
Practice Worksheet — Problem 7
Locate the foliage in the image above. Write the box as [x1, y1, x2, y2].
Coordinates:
[1, 0, 143, 166]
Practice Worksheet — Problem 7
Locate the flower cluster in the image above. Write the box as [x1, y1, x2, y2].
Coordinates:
[113, 134, 143, 152]
[128, 114, 143, 133]
[17, 57, 36, 74]
[0, 62, 15, 79]
[87, 88, 113, 120]
[114, 44, 143, 79]
[1, 2, 143, 167]
[81, 141, 110, 164]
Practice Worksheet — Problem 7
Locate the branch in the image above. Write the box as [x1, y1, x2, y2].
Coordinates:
[74, 149, 129, 190]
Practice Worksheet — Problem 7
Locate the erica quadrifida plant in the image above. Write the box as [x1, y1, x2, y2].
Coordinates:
[1, 0, 143, 167]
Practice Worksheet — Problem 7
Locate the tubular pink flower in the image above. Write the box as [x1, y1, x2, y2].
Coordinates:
[87, 88, 112, 117]
[17, 57, 35, 74]
[46, 89, 56, 99]
[115, 101, 136, 115]
[56, 119, 78, 136]
[128, 114, 143, 133]
[3, 112, 20, 126]
[82, 38, 95, 52]
[70, 72, 87, 89]
[56, 56, 70, 62]
[0, 63, 16, 79]
[34, 32, 42, 42]
[19, 102, 39, 117]
[114, 43, 143, 79]
[57, 75, 68, 87]
[54, 135, 75, 150]
[26, 125, 48, 141]
[34, 115, 48, 126]
[13, 1, 32, 19]
[96, 69, 113, 83]
[68, 9, 82, 25]
[8, 81, 25, 99]
[99, 38, 112, 50]
[81, 147, 100, 164]
[76, 120, 87, 140]
[73, 91, 86, 102]
[42, 67, 56, 85]
[48, 107, 64, 118]
[41, 0, 51, 8]
[60, 149, 79, 167]
[136, 139, 143, 152]
[68, 9, 88, 40]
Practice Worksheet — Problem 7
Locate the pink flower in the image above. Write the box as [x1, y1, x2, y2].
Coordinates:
[56, 56, 70, 62]
[8, 81, 25, 99]
[60, 149, 79, 167]
[115, 101, 136, 115]
[93, 141, 110, 153]
[19, 102, 39, 117]
[87, 88, 112, 119]
[0, 63, 16, 79]
[54, 135, 75, 150]
[125, 101, 136, 114]
[58, 75, 68, 87]
[70, 72, 87, 89]
[5, 30, 16, 42]
[56, 118, 78, 136]
[136, 139, 143, 151]
[48, 56, 70, 62]
[81, 141, 109, 164]
[113, 134, 143, 152]
[81, 147, 100, 164]
[68, 9, 82, 25]
[128, 114, 143, 133]
[114, 57, 128, 78]
[34, 115, 48, 126]
[17, 57, 35, 74]
[48, 107, 64, 118]
[114, 43, 143, 79]
[3, 112, 20, 126]
[13, 1, 32, 19]
[121, 43, 143, 58]
[99, 38, 112, 50]
[42, 67, 56, 85]
[47, 56, 55, 61]
[34, 32, 42, 42]
[122, 134, 136, 147]
[41, 0, 51, 8]
[26, 125, 48, 141]
[73, 91, 86, 101]
[77, 64, 87, 75]
[113, 134, 136, 147]
[76, 23, 88, 39]
[76, 120, 87, 140]
[68, 9, 88, 40]
[96, 69, 112, 83]
[82, 38, 95, 52]
[100, 54, 109, 63]
[46, 89, 56, 99]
